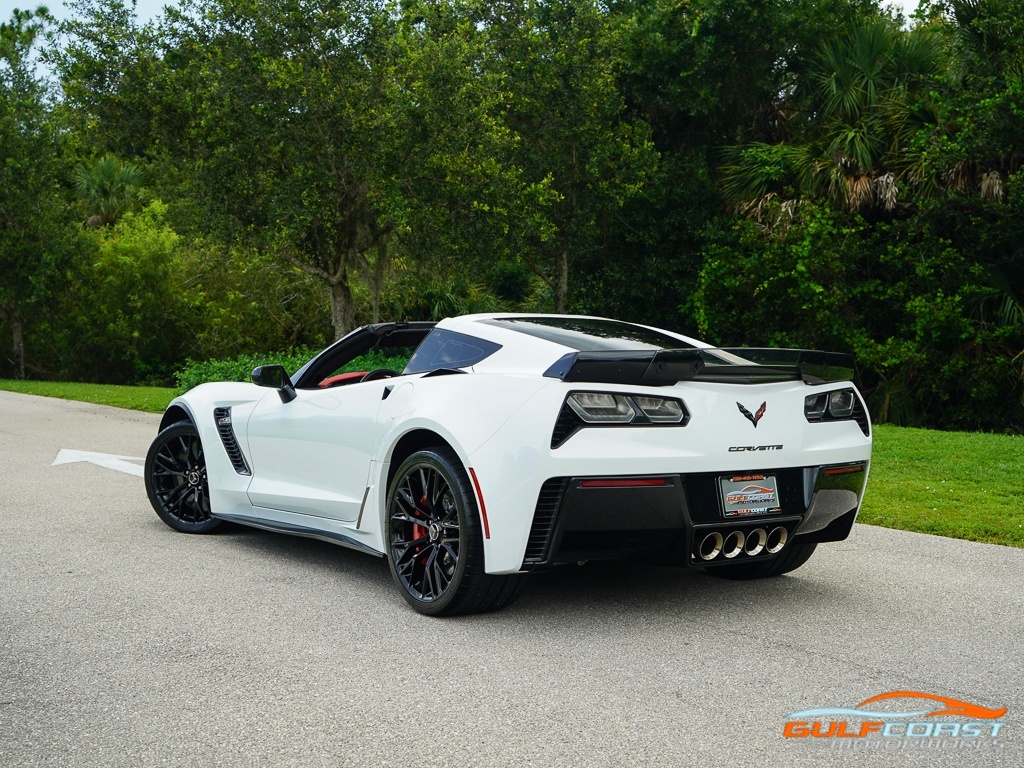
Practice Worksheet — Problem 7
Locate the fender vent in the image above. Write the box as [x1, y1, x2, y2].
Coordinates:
[522, 478, 569, 568]
[214, 407, 251, 476]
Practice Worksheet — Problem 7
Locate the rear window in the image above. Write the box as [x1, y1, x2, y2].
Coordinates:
[403, 329, 501, 374]
[482, 316, 692, 352]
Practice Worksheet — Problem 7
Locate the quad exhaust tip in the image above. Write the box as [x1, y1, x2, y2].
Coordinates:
[766, 526, 788, 554]
[722, 530, 744, 559]
[698, 532, 723, 561]
[697, 525, 789, 562]
[745, 528, 767, 556]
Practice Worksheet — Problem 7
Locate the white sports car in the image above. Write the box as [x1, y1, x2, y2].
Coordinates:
[145, 314, 871, 615]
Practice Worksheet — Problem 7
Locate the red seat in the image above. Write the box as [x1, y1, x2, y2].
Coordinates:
[318, 371, 368, 388]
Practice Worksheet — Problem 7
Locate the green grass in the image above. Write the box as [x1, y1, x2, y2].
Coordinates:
[0, 379, 176, 413]
[861, 424, 1024, 548]
[2, 379, 1022, 547]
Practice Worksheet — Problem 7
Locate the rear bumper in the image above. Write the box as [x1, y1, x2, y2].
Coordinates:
[519, 461, 868, 571]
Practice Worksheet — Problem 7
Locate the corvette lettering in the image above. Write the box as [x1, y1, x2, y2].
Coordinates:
[729, 445, 783, 452]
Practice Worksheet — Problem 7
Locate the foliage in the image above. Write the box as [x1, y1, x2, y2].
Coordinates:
[0, 7, 81, 380]
[47, 202, 193, 385]
[113, 0, 540, 341]
[175, 243, 331, 361]
[722, 18, 945, 213]
[74, 154, 142, 226]
[4, 0, 1016, 433]
[173, 348, 409, 392]
[575, 0, 882, 329]
[482, 0, 658, 312]
[174, 346, 318, 392]
[693, 201, 1022, 431]
[47, 0, 167, 157]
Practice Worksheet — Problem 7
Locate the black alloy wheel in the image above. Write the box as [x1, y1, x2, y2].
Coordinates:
[145, 421, 221, 534]
[386, 447, 526, 616]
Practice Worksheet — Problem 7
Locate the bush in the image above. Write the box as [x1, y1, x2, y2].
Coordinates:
[174, 347, 410, 393]
[49, 201, 194, 385]
[174, 347, 318, 392]
[692, 201, 1024, 432]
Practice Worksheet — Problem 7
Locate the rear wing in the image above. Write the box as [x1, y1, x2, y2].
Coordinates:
[543, 348, 855, 387]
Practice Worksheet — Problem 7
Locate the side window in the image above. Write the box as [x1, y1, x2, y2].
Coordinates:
[327, 347, 418, 378]
[403, 329, 501, 374]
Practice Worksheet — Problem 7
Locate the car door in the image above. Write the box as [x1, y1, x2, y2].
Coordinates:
[244, 380, 390, 522]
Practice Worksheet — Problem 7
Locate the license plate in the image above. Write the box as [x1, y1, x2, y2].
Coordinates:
[719, 473, 781, 517]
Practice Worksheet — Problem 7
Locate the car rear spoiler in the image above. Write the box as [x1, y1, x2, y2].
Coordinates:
[543, 348, 855, 387]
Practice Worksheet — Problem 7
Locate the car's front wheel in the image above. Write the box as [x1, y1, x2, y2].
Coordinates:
[145, 421, 221, 534]
[386, 447, 526, 616]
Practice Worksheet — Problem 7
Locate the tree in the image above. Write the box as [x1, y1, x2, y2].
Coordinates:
[566, 0, 881, 329]
[355, 0, 554, 322]
[482, 0, 656, 313]
[0, 7, 78, 379]
[98, 0, 527, 339]
[721, 18, 944, 214]
[75, 154, 142, 226]
[49, 0, 170, 159]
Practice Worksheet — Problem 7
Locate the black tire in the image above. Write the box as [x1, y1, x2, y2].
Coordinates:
[706, 540, 818, 580]
[386, 446, 527, 616]
[144, 420, 221, 534]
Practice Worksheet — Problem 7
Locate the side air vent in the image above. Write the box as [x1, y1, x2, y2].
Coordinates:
[550, 405, 581, 449]
[522, 478, 569, 568]
[851, 396, 870, 437]
[214, 407, 251, 476]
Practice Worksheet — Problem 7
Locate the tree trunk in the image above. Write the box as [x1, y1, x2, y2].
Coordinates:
[329, 279, 355, 341]
[9, 310, 25, 380]
[554, 248, 569, 314]
[370, 238, 387, 324]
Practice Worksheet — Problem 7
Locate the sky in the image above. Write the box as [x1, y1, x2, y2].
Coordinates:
[1, 0, 177, 25]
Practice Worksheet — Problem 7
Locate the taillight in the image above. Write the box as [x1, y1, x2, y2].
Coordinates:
[804, 388, 869, 435]
[567, 393, 635, 423]
[552, 391, 690, 448]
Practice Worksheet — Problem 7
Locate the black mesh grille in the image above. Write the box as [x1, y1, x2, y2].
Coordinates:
[523, 478, 569, 566]
[214, 407, 251, 475]
[851, 396, 870, 437]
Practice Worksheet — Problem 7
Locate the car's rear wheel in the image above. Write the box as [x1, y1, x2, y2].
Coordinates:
[145, 421, 221, 533]
[706, 540, 817, 580]
[386, 447, 526, 616]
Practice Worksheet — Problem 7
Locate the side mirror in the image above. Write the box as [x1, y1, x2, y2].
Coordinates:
[251, 365, 297, 403]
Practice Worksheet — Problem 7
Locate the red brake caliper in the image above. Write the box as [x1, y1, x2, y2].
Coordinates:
[413, 495, 429, 563]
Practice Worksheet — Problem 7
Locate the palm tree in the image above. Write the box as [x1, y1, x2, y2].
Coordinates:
[722, 20, 942, 216]
[74, 154, 142, 226]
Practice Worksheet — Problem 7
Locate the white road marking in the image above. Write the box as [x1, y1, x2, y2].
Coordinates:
[52, 449, 145, 478]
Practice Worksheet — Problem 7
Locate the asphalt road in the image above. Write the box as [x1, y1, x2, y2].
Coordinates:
[1, 390, 1021, 768]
